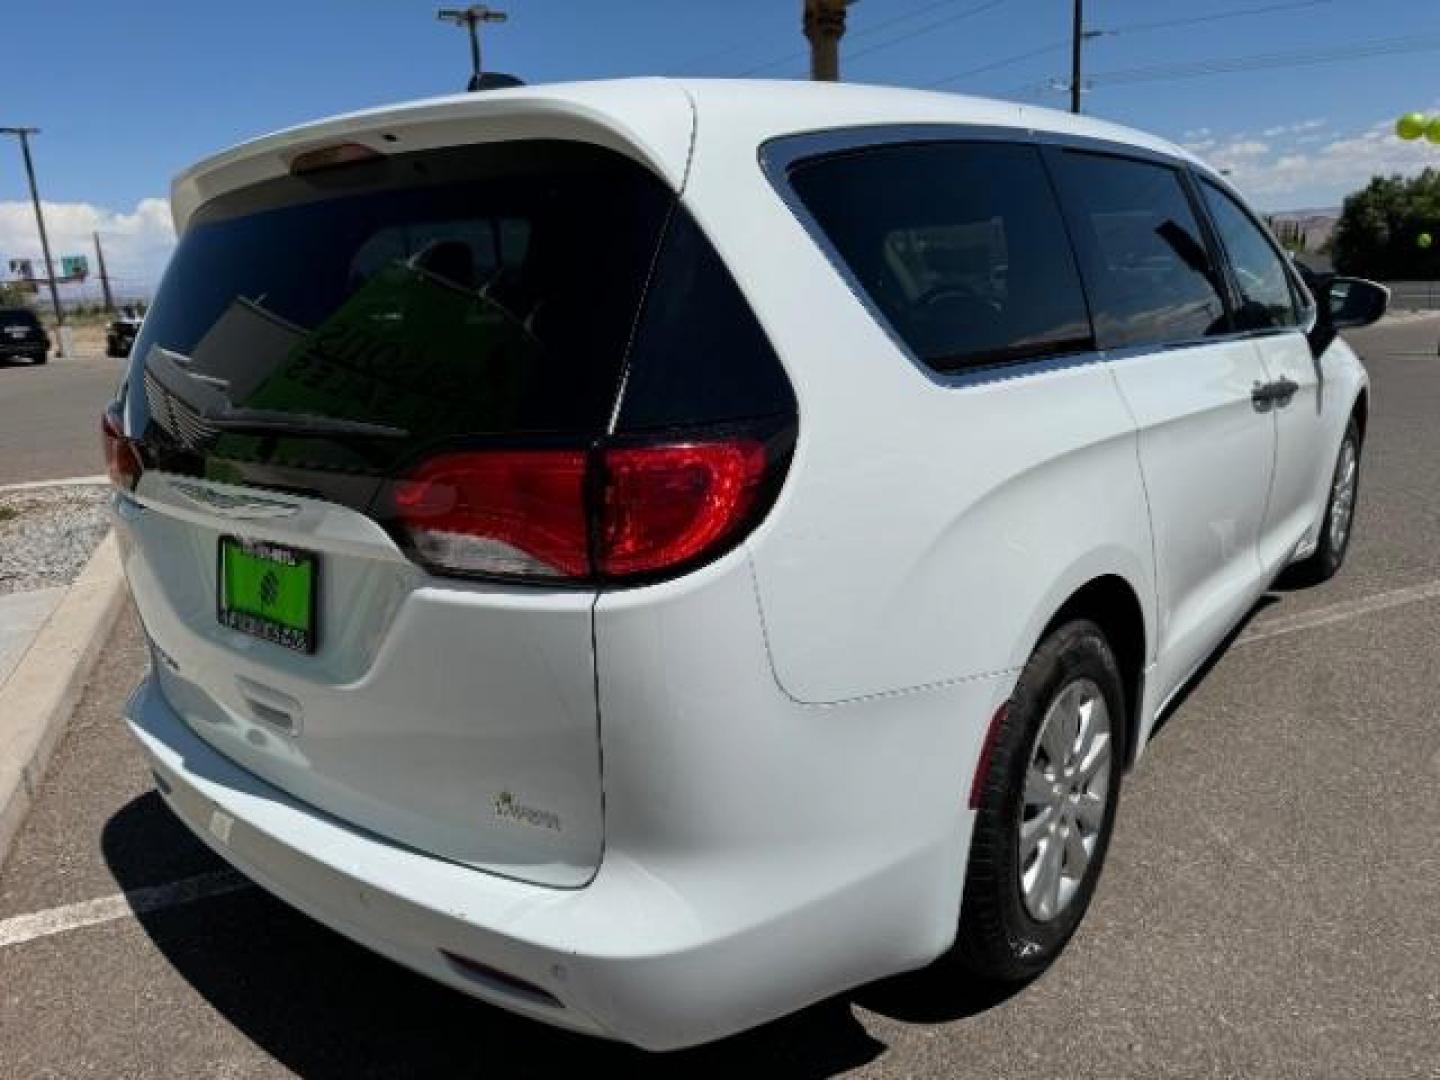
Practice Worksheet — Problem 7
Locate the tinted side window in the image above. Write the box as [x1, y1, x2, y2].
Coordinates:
[1199, 179, 1300, 331]
[618, 208, 797, 430]
[787, 142, 1093, 374]
[1051, 151, 1229, 349]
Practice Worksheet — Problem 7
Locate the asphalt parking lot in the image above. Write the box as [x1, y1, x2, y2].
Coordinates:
[2, 317, 1439, 1078]
[0, 351, 122, 487]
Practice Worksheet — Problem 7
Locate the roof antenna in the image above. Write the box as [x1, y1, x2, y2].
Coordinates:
[437, 5, 523, 92]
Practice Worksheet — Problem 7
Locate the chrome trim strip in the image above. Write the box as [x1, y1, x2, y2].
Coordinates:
[168, 479, 302, 519]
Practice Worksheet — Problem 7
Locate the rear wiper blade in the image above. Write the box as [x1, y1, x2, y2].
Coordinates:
[206, 408, 409, 440]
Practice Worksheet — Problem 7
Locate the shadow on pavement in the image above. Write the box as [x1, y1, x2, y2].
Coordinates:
[101, 791, 1014, 1078]
[1144, 591, 1279, 747]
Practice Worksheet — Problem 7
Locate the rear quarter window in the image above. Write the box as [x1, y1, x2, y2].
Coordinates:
[784, 141, 1094, 375]
[617, 208, 796, 430]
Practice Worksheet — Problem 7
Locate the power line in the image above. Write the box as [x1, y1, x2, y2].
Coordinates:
[928, 40, 1066, 87]
[928, 0, 1334, 89]
[739, 0, 1006, 77]
[1030, 32, 1440, 93]
[677, 0, 971, 76]
[843, 0, 1006, 66]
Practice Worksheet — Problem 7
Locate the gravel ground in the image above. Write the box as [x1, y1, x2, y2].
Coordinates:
[0, 484, 112, 595]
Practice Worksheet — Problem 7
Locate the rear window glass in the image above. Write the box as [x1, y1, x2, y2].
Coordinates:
[0, 309, 40, 327]
[786, 141, 1094, 374]
[1050, 151, 1230, 349]
[128, 141, 673, 475]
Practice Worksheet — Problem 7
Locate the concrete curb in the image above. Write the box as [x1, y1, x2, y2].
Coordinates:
[0, 476, 108, 495]
[0, 531, 126, 868]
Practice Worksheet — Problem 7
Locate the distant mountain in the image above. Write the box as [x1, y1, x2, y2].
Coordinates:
[1264, 208, 1339, 257]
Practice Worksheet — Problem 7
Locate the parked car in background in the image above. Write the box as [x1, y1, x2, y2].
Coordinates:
[108, 79, 1387, 1050]
[0, 306, 49, 364]
[106, 309, 144, 357]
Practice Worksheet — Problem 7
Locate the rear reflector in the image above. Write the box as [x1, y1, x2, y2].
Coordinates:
[101, 407, 142, 491]
[439, 950, 562, 1009]
[969, 703, 1010, 810]
[389, 436, 774, 583]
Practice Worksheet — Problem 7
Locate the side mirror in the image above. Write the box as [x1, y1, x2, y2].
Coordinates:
[1322, 275, 1390, 330]
[1302, 272, 1389, 357]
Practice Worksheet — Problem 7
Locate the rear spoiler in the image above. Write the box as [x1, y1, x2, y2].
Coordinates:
[170, 79, 697, 234]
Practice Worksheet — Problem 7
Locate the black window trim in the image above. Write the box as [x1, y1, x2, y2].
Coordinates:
[759, 123, 1312, 389]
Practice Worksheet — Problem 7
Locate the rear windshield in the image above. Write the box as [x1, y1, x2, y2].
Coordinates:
[0, 309, 41, 327]
[128, 140, 673, 478]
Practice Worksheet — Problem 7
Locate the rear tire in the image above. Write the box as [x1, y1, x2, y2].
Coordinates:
[1288, 416, 1361, 586]
[952, 619, 1125, 983]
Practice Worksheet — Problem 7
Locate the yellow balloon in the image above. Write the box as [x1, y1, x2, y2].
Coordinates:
[1397, 112, 1428, 140]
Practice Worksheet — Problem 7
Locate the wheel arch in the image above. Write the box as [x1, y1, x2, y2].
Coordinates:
[1352, 387, 1369, 444]
[1032, 573, 1149, 772]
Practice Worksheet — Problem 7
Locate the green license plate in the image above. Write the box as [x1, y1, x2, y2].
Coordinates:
[217, 537, 318, 653]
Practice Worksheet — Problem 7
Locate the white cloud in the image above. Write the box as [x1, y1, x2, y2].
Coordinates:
[1226, 140, 1271, 158]
[1261, 117, 1327, 138]
[0, 197, 174, 298]
[1184, 113, 1440, 209]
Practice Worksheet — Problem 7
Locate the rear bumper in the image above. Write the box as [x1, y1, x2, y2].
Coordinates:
[0, 343, 44, 359]
[128, 675, 613, 1038]
[127, 663, 990, 1049]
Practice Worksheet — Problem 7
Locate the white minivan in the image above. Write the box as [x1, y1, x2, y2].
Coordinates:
[110, 80, 1386, 1050]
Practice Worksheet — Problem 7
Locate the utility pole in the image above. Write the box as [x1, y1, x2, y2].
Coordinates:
[438, 5, 508, 92]
[93, 231, 114, 313]
[804, 0, 854, 82]
[1070, 0, 1084, 114]
[0, 126, 64, 346]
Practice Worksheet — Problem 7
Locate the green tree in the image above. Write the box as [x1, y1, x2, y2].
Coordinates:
[1332, 168, 1440, 278]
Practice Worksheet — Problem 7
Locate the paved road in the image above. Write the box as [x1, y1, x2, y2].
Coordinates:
[2, 318, 1439, 1077]
[0, 353, 122, 486]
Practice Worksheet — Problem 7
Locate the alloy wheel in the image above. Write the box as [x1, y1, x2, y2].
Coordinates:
[1018, 678, 1113, 922]
[1329, 436, 1358, 556]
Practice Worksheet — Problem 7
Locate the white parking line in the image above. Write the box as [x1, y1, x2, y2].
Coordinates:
[0, 869, 251, 949]
[1238, 578, 1440, 646]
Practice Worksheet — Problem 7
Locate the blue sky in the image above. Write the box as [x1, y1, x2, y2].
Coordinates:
[3, 0, 1439, 292]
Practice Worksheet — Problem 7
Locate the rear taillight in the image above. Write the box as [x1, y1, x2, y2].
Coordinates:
[598, 442, 766, 577]
[391, 449, 591, 579]
[101, 408, 142, 491]
[388, 434, 782, 584]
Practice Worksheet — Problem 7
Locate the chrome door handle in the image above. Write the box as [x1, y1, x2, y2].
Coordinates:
[1251, 379, 1299, 409]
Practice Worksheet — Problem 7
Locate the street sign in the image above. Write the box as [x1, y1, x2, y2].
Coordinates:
[59, 254, 88, 282]
[6, 258, 33, 280]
